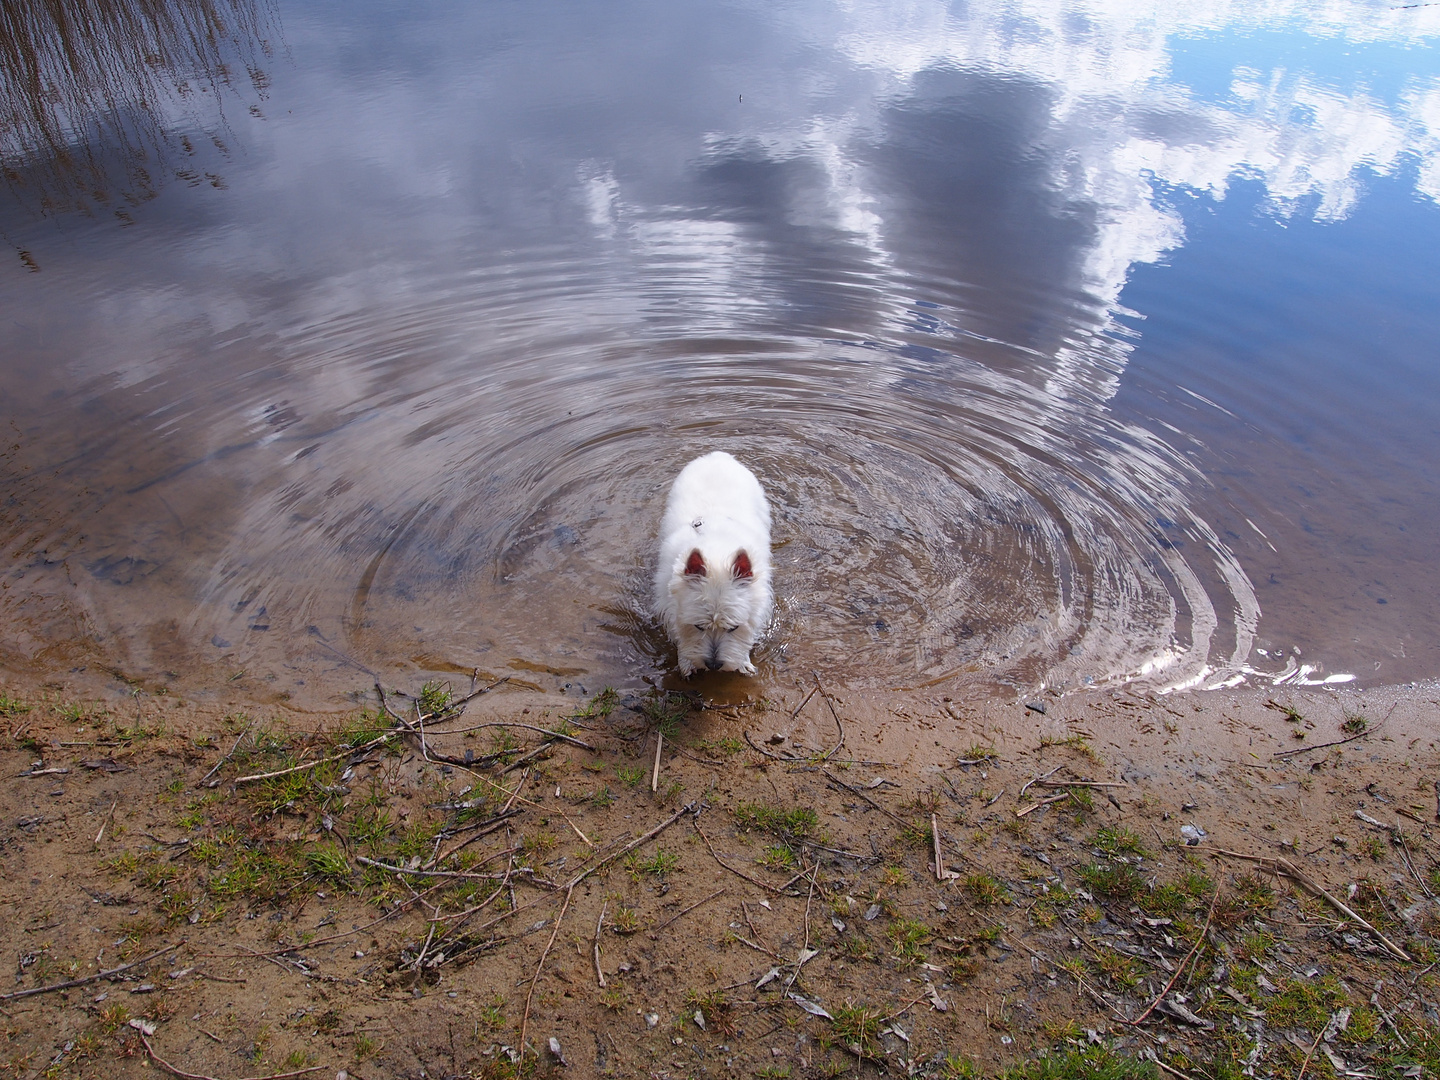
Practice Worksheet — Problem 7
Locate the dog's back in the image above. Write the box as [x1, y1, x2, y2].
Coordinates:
[654, 452, 773, 675]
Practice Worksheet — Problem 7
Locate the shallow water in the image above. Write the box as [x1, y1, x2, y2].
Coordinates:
[2, 0, 1439, 703]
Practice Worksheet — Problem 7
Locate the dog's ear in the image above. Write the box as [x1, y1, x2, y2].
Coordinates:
[732, 551, 753, 579]
[684, 549, 706, 577]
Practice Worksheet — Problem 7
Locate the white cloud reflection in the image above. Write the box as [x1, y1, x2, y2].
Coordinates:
[823, 0, 1440, 307]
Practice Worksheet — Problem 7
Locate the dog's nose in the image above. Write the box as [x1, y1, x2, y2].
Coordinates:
[705, 657, 723, 671]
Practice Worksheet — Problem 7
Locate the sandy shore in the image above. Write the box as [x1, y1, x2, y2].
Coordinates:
[1, 661, 1437, 1078]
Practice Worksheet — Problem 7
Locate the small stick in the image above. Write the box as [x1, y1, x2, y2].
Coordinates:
[428, 811, 525, 868]
[1129, 887, 1220, 1026]
[200, 718, 255, 787]
[741, 901, 771, 953]
[651, 730, 663, 792]
[822, 770, 913, 830]
[1018, 765, 1065, 799]
[94, 798, 118, 847]
[137, 1032, 324, 1080]
[426, 721, 593, 749]
[694, 820, 793, 895]
[1213, 850, 1411, 961]
[783, 867, 818, 994]
[650, 889, 725, 937]
[0, 943, 181, 1001]
[931, 814, 945, 880]
[1296, 1022, 1327, 1080]
[465, 770, 593, 847]
[1015, 793, 1069, 818]
[813, 672, 846, 762]
[563, 802, 697, 891]
[234, 732, 396, 784]
[519, 884, 575, 1060]
[788, 685, 819, 722]
[1036, 780, 1127, 789]
[1152, 1058, 1199, 1080]
[355, 855, 558, 889]
[1272, 727, 1374, 757]
[498, 741, 554, 775]
[593, 900, 607, 987]
[744, 729, 802, 762]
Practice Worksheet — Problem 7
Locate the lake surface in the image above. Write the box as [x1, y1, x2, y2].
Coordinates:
[2, 0, 1439, 704]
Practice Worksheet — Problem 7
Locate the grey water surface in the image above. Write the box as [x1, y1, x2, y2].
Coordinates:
[2, 0, 1438, 703]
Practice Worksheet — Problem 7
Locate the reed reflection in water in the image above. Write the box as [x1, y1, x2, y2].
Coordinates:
[0, 0, 273, 217]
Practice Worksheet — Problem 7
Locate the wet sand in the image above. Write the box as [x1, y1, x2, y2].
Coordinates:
[1, 655, 1437, 1077]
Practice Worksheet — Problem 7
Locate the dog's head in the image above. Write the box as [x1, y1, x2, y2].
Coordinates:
[668, 547, 766, 674]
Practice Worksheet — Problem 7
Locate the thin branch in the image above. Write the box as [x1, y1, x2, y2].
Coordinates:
[356, 855, 559, 890]
[1129, 887, 1220, 1026]
[0, 943, 181, 1001]
[233, 732, 396, 785]
[138, 1032, 324, 1080]
[812, 672, 846, 762]
[650, 889, 725, 937]
[519, 884, 574, 1060]
[1214, 850, 1411, 961]
[593, 900, 608, 988]
[200, 719, 255, 787]
[693, 819, 795, 895]
[822, 770, 914, 831]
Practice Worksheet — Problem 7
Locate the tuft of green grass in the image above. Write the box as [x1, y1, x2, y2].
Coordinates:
[306, 845, 352, 889]
[616, 764, 646, 788]
[996, 1048, 1159, 1080]
[640, 688, 691, 736]
[574, 687, 620, 720]
[417, 680, 452, 716]
[887, 917, 931, 965]
[830, 1003, 882, 1052]
[757, 845, 795, 870]
[1093, 825, 1149, 858]
[1266, 974, 1348, 1031]
[1340, 712, 1368, 735]
[683, 988, 737, 1036]
[1038, 733, 1100, 762]
[734, 803, 819, 839]
[962, 872, 1012, 906]
[1078, 862, 1145, 902]
[624, 849, 680, 878]
[1141, 882, 1189, 917]
[0, 693, 31, 716]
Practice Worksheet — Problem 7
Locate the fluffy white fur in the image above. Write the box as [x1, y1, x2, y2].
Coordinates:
[654, 451, 773, 676]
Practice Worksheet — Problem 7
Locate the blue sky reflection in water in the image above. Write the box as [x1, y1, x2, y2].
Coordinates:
[1, 0, 1438, 702]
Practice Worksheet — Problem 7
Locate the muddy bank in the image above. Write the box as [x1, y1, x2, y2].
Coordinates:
[0, 665, 1437, 1078]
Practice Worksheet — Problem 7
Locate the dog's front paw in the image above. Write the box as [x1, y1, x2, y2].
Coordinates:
[737, 659, 757, 676]
[676, 658, 696, 677]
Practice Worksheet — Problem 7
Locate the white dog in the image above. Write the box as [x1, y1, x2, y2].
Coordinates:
[654, 451, 773, 676]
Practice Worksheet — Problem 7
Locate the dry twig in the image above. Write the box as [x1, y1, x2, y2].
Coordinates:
[137, 1032, 324, 1080]
[1214, 850, 1411, 961]
[519, 884, 575, 1060]
[0, 943, 181, 1001]
[650, 888, 726, 937]
[1129, 887, 1221, 1026]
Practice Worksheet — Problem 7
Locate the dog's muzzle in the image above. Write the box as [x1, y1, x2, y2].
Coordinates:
[705, 656, 724, 671]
